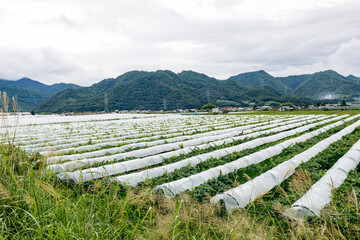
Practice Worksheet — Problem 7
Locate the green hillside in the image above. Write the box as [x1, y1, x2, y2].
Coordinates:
[291, 70, 360, 99]
[276, 74, 312, 92]
[0, 77, 49, 91]
[6, 69, 359, 113]
[228, 70, 290, 93]
[0, 83, 48, 111]
[347, 74, 360, 84]
[35, 70, 312, 113]
[0, 77, 81, 111]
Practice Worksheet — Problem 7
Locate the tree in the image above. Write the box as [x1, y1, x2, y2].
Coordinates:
[201, 103, 216, 110]
[341, 99, 347, 106]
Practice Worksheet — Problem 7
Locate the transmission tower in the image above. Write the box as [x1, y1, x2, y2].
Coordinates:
[206, 88, 210, 103]
[104, 93, 109, 112]
[163, 98, 167, 111]
[14, 94, 19, 112]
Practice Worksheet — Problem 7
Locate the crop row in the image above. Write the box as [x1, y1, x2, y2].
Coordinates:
[148, 116, 360, 195]
[51, 115, 333, 180]
[12, 113, 360, 221]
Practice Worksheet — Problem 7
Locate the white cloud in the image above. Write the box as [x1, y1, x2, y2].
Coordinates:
[326, 38, 360, 76]
[0, 0, 360, 85]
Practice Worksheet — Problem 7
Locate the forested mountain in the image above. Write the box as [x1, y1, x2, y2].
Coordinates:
[227, 70, 290, 93]
[0, 77, 81, 111]
[3, 69, 360, 113]
[0, 83, 47, 111]
[290, 70, 360, 99]
[35, 70, 311, 113]
[347, 74, 360, 84]
[229, 70, 360, 99]
[276, 74, 312, 93]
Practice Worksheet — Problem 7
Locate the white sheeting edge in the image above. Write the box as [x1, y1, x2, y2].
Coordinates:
[47, 115, 313, 163]
[284, 139, 360, 220]
[38, 121, 249, 154]
[21, 118, 234, 149]
[211, 116, 360, 212]
[22, 115, 269, 148]
[54, 115, 331, 180]
[43, 116, 290, 155]
[110, 115, 348, 187]
[32, 116, 274, 154]
[155, 115, 359, 197]
[49, 116, 316, 173]
[25, 116, 257, 151]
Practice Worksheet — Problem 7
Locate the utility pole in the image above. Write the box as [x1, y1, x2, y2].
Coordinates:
[104, 93, 109, 112]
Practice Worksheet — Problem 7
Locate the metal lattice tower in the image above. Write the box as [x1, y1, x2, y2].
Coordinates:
[14, 94, 19, 112]
[104, 93, 109, 112]
[163, 98, 167, 111]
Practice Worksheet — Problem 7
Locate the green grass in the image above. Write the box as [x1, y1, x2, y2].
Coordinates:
[1, 109, 360, 239]
[1, 139, 359, 239]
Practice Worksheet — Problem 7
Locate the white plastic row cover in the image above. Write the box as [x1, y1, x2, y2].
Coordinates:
[38, 119, 256, 155]
[285, 139, 360, 219]
[110, 115, 347, 187]
[49, 116, 315, 172]
[47, 115, 313, 163]
[53, 115, 329, 180]
[2, 113, 153, 127]
[25, 120, 235, 152]
[22, 115, 252, 147]
[25, 116, 271, 151]
[16, 115, 170, 142]
[155, 115, 359, 197]
[42, 116, 293, 156]
[211, 115, 360, 211]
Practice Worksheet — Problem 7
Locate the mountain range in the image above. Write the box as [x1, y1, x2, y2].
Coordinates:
[34, 70, 316, 112]
[0, 78, 80, 111]
[0, 70, 359, 112]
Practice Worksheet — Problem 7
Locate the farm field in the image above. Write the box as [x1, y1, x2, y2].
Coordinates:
[1, 112, 360, 239]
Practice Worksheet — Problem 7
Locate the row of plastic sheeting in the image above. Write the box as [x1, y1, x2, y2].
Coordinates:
[53, 115, 329, 180]
[2, 112, 151, 127]
[36, 125, 215, 155]
[43, 116, 294, 156]
[211, 115, 360, 212]
[49, 115, 312, 171]
[38, 118, 257, 155]
[24, 115, 272, 152]
[21, 115, 241, 147]
[110, 115, 347, 187]
[285, 138, 360, 220]
[48, 115, 313, 163]
[12, 113, 167, 140]
[25, 121, 223, 152]
[155, 115, 358, 197]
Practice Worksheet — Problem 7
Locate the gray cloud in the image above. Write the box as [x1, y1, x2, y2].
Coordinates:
[0, 0, 360, 85]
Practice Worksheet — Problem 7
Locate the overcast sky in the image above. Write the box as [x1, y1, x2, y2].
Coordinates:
[0, 0, 359, 86]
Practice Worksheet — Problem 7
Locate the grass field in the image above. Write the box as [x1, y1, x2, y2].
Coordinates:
[1, 110, 360, 239]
